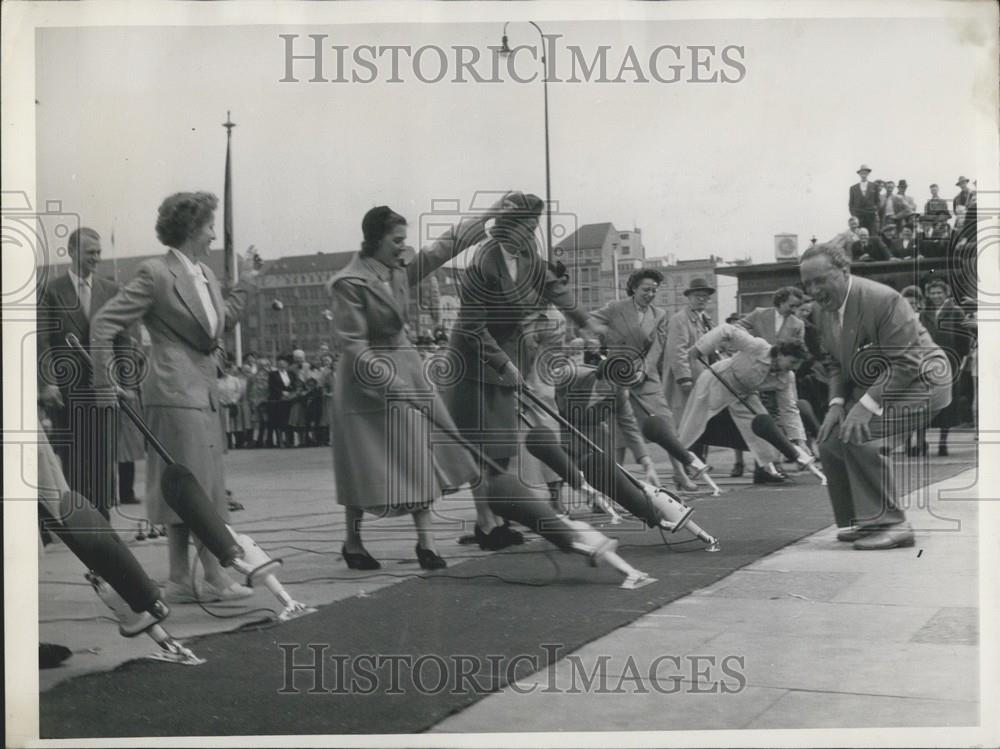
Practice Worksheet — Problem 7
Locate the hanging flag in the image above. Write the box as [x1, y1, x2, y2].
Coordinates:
[223, 112, 236, 288]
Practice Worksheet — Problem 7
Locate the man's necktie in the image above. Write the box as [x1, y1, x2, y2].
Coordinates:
[78, 281, 92, 320]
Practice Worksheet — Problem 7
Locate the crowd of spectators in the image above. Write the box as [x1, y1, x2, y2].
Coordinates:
[837, 165, 977, 264]
[217, 347, 334, 450]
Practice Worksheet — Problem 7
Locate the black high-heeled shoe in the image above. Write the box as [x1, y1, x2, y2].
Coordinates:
[341, 544, 381, 570]
[415, 544, 447, 570]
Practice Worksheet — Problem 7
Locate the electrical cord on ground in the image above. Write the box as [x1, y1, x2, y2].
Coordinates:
[188, 555, 282, 626]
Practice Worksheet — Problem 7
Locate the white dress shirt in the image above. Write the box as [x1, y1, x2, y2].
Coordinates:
[170, 248, 218, 334]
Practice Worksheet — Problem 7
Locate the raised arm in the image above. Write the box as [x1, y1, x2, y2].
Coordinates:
[406, 194, 513, 286]
[406, 216, 489, 287]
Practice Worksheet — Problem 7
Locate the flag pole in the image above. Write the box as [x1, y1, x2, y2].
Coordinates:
[223, 110, 242, 366]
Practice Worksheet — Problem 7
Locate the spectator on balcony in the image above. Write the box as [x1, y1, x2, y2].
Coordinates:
[894, 180, 918, 231]
[830, 217, 862, 251]
[850, 228, 891, 262]
[879, 220, 899, 253]
[919, 218, 952, 259]
[890, 226, 920, 260]
[953, 176, 973, 212]
[879, 180, 899, 229]
[922, 183, 951, 229]
[848, 164, 880, 234]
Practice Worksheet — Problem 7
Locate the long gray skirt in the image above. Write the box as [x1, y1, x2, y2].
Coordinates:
[144, 405, 229, 526]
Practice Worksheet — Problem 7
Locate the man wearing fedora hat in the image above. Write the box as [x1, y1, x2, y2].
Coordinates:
[953, 176, 973, 213]
[665, 277, 716, 475]
[849, 164, 880, 235]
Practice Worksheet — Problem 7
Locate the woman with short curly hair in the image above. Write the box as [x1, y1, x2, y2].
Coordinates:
[91, 191, 260, 603]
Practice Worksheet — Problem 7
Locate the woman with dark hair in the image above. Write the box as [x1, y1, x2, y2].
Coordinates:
[328, 200, 505, 570]
[91, 191, 260, 602]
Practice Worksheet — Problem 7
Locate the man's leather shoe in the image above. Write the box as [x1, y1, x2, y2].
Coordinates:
[753, 467, 786, 485]
[730, 464, 744, 478]
[836, 526, 871, 542]
[853, 524, 915, 550]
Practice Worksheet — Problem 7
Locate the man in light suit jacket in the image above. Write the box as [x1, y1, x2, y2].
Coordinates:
[800, 244, 951, 550]
[665, 277, 716, 460]
[588, 269, 698, 491]
[38, 227, 123, 518]
[848, 164, 880, 234]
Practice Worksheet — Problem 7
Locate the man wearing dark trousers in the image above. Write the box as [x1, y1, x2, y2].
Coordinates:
[848, 164, 880, 234]
[800, 244, 951, 550]
[38, 227, 123, 519]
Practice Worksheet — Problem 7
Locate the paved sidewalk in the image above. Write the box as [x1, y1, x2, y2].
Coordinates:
[431, 463, 981, 733]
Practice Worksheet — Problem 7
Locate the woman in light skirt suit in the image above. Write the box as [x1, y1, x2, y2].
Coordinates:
[91, 191, 259, 603]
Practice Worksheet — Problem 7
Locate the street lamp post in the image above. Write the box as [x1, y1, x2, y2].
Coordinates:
[500, 21, 552, 262]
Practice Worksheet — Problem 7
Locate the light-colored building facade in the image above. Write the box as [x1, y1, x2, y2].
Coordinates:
[555, 222, 647, 311]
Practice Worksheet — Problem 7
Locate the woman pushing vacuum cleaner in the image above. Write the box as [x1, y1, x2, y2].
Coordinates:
[675, 323, 827, 485]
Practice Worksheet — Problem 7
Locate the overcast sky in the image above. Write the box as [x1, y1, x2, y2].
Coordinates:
[35, 13, 996, 273]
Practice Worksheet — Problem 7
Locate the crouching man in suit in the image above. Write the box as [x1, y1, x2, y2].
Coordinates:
[800, 244, 951, 550]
